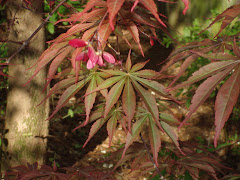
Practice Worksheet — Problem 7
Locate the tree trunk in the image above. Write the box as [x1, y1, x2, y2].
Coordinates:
[2, 0, 49, 170]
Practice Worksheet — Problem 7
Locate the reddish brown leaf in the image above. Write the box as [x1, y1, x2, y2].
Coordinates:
[85, 75, 97, 125]
[24, 46, 72, 86]
[139, 0, 166, 27]
[73, 0, 102, 23]
[122, 78, 136, 131]
[48, 76, 91, 120]
[107, 114, 118, 146]
[180, 67, 235, 129]
[107, 0, 125, 30]
[122, 116, 148, 158]
[83, 116, 109, 147]
[199, 4, 240, 37]
[104, 77, 126, 117]
[214, 65, 240, 147]
[161, 121, 184, 154]
[131, 78, 159, 124]
[149, 117, 161, 167]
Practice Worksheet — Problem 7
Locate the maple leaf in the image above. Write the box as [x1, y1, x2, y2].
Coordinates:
[166, 35, 240, 147]
[199, 4, 240, 37]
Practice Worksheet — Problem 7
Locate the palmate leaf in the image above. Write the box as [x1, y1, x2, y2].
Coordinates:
[180, 66, 236, 129]
[122, 115, 148, 158]
[169, 60, 239, 91]
[85, 75, 97, 125]
[160, 121, 184, 155]
[107, 0, 125, 30]
[214, 65, 240, 147]
[83, 106, 122, 147]
[199, 4, 240, 37]
[46, 70, 109, 122]
[104, 77, 126, 116]
[87, 56, 175, 129]
[139, 0, 166, 27]
[47, 75, 92, 120]
[149, 117, 161, 167]
[24, 44, 70, 86]
[122, 77, 136, 131]
[107, 110, 122, 146]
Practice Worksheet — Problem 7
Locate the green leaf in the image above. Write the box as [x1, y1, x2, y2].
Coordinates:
[130, 78, 159, 124]
[85, 75, 97, 125]
[104, 77, 126, 116]
[48, 76, 91, 120]
[160, 121, 184, 155]
[85, 75, 123, 96]
[130, 60, 149, 72]
[160, 113, 180, 125]
[122, 77, 136, 131]
[132, 76, 169, 97]
[100, 69, 126, 76]
[149, 117, 161, 167]
[122, 116, 148, 158]
[126, 50, 132, 72]
[83, 116, 109, 148]
[107, 113, 118, 146]
[47, 23, 55, 34]
[131, 69, 158, 79]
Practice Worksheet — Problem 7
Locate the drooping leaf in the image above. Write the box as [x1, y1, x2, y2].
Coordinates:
[24, 46, 70, 86]
[107, 113, 118, 146]
[124, 20, 144, 56]
[48, 76, 91, 120]
[122, 77, 136, 131]
[107, 0, 125, 30]
[85, 75, 97, 125]
[169, 61, 238, 91]
[73, 0, 102, 23]
[180, 67, 235, 128]
[38, 77, 78, 106]
[131, 78, 159, 124]
[160, 121, 184, 155]
[122, 116, 148, 158]
[83, 116, 109, 148]
[104, 77, 126, 116]
[98, 20, 116, 49]
[95, 74, 108, 98]
[160, 112, 181, 125]
[43, 46, 73, 91]
[214, 65, 240, 147]
[168, 46, 216, 88]
[203, 4, 240, 37]
[132, 76, 169, 97]
[139, 0, 166, 27]
[149, 117, 161, 167]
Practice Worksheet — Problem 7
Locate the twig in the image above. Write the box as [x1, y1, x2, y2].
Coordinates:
[6, 0, 68, 63]
[140, 133, 162, 177]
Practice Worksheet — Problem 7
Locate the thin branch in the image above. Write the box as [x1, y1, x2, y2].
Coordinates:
[140, 133, 162, 177]
[6, 0, 68, 63]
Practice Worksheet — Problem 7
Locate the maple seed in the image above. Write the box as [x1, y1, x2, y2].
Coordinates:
[102, 52, 115, 63]
[76, 51, 88, 62]
[69, 39, 87, 48]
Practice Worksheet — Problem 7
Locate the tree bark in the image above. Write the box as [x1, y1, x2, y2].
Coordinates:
[2, 0, 49, 170]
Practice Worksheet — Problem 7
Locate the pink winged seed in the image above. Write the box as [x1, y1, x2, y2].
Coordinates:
[68, 39, 87, 48]
[102, 52, 115, 63]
